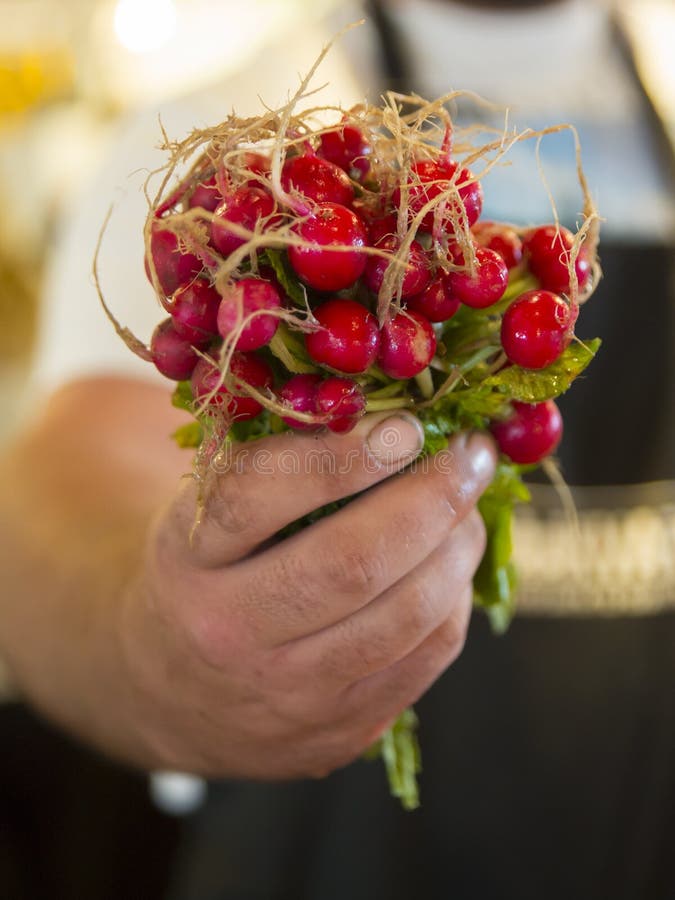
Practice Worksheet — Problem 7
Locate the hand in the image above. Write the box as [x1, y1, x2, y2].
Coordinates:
[119, 414, 496, 780]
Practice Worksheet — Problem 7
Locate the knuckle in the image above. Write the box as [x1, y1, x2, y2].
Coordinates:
[269, 552, 315, 611]
[321, 621, 366, 680]
[311, 455, 351, 497]
[321, 532, 387, 595]
[321, 616, 390, 682]
[430, 459, 484, 533]
[402, 473, 461, 540]
[432, 470, 462, 527]
[299, 433, 364, 498]
[391, 505, 427, 544]
[400, 578, 441, 636]
[180, 592, 251, 670]
[206, 470, 255, 537]
[434, 607, 469, 663]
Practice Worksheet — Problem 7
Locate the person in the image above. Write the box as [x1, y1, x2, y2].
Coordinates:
[0, 7, 496, 891]
[2, 3, 674, 900]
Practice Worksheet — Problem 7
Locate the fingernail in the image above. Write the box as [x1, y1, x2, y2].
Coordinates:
[366, 414, 424, 464]
[466, 431, 497, 481]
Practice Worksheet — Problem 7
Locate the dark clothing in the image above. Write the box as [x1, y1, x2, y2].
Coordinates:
[556, 243, 675, 487]
[167, 613, 675, 900]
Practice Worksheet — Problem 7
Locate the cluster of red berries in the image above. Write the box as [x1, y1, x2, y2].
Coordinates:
[145, 119, 592, 464]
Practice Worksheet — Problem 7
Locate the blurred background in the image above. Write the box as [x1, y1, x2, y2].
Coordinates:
[0, 1, 673, 897]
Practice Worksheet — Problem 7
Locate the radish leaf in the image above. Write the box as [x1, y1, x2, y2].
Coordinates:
[485, 338, 601, 402]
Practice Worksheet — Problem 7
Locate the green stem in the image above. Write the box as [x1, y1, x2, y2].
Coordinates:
[366, 381, 406, 400]
[421, 345, 501, 408]
[366, 396, 414, 413]
[365, 364, 391, 384]
[414, 366, 434, 399]
[269, 327, 317, 374]
[374, 708, 421, 811]
[458, 344, 501, 374]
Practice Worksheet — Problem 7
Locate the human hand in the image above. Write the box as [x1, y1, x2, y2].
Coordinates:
[116, 414, 496, 780]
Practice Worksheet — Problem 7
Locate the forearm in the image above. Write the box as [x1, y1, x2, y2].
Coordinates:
[0, 376, 190, 758]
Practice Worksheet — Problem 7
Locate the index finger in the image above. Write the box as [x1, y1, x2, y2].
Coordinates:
[166, 412, 424, 567]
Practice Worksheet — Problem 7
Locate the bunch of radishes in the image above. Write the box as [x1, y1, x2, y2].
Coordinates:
[143, 104, 596, 470]
[110, 91, 599, 810]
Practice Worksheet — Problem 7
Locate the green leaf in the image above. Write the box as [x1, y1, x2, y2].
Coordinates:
[484, 578, 518, 634]
[171, 380, 193, 412]
[419, 402, 469, 455]
[442, 310, 499, 357]
[451, 387, 512, 420]
[420, 420, 450, 456]
[483, 461, 533, 506]
[265, 248, 308, 307]
[484, 338, 601, 403]
[418, 381, 509, 444]
[473, 463, 531, 631]
[366, 707, 421, 811]
[229, 410, 273, 443]
[171, 421, 203, 448]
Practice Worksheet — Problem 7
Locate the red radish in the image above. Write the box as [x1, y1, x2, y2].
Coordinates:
[171, 280, 221, 343]
[491, 400, 563, 464]
[367, 213, 399, 245]
[305, 297, 380, 374]
[364, 236, 430, 299]
[211, 186, 278, 257]
[394, 159, 483, 232]
[188, 175, 222, 213]
[501, 289, 574, 369]
[281, 154, 354, 206]
[191, 352, 273, 420]
[446, 246, 509, 309]
[279, 374, 322, 431]
[318, 124, 371, 179]
[523, 225, 591, 295]
[145, 224, 203, 298]
[217, 278, 281, 351]
[150, 318, 207, 380]
[407, 273, 461, 323]
[446, 239, 477, 266]
[188, 153, 271, 212]
[315, 377, 366, 433]
[378, 310, 437, 379]
[288, 202, 367, 292]
[472, 221, 523, 269]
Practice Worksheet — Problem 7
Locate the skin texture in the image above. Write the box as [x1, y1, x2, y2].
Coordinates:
[0, 376, 495, 780]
